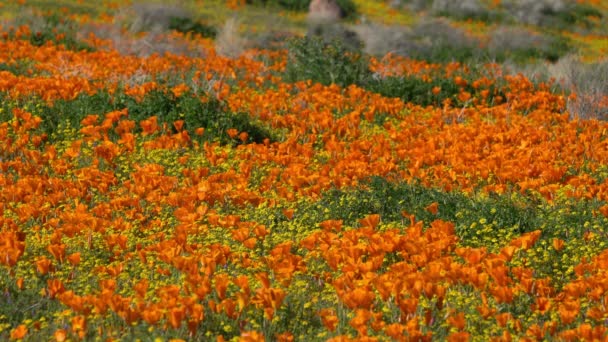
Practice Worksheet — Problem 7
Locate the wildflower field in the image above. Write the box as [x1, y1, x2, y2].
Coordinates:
[2, 0, 608, 340]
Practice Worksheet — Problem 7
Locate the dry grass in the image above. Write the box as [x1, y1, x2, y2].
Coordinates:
[548, 56, 608, 120]
[115, 1, 191, 33]
[431, 0, 489, 19]
[76, 20, 208, 58]
[500, 55, 608, 120]
[501, 60, 551, 84]
[306, 20, 363, 52]
[352, 17, 477, 60]
[215, 17, 247, 58]
[487, 26, 554, 59]
[401, 0, 491, 20]
[350, 22, 411, 56]
[501, 0, 568, 26]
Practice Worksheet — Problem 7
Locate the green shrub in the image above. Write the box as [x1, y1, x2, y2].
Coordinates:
[5, 88, 275, 145]
[335, 0, 358, 19]
[283, 36, 371, 87]
[306, 21, 363, 52]
[10, 12, 94, 51]
[552, 3, 603, 29]
[409, 18, 480, 63]
[487, 27, 573, 63]
[364, 67, 506, 108]
[0, 61, 34, 76]
[168, 17, 217, 38]
[282, 35, 507, 107]
[277, 0, 310, 11]
[124, 2, 190, 33]
[118, 89, 274, 145]
[364, 75, 459, 107]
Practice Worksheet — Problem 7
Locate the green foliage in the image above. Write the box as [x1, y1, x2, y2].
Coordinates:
[272, 0, 310, 11]
[412, 44, 478, 64]
[283, 36, 371, 87]
[0, 271, 63, 335]
[244, 176, 608, 288]
[0, 61, 34, 76]
[283, 37, 508, 107]
[364, 75, 458, 107]
[2, 88, 275, 145]
[22, 13, 94, 52]
[525, 34, 572, 63]
[307, 22, 363, 52]
[487, 29, 573, 64]
[116, 89, 274, 145]
[364, 70, 505, 107]
[168, 17, 217, 38]
[309, 177, 536, 237]
[545, 3, 603, 29]
[336, 0, 358, 20]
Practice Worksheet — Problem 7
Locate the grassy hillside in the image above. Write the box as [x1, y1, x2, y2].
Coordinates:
[1, 0, 608, 341]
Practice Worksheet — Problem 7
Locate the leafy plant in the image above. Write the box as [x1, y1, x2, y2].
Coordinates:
[283, 36, 371, 87]
[168, 17, 217, 38]
[9, 88, 275, 145]
[545, 3, 603, 29]
[14, 12, 94, 51]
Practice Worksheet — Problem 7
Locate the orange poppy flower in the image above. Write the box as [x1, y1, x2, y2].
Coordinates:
[495, 312, 512, 327]
[533, 297, 552, 314]
[447, 331, 470, 342]
[214, 274, 230, 300]
[425, 202, 439, 215]
[67, 253, 81, 266]
[53, 329, 67, 342]
[10, 324, 27, 340]
[256, 272, 270, 289]
[253, 225, 269, 239]
[509, 230, 541, 250]
[447, 312, 466, 330]
[168, 307, 185, 329]
[349, 309, 371, 336]
[238, 331, 265, 342]
[319, 220, 343, 232]
[342, 287, 376, 310]
[36, 257, 53, 275]
[173, 120, 185, 132]
[71, 316, 86, 338]
[47, 279, 65, 299]
[243, 237, 257, 249]
[282, 208, 294, 220]
[275, 332, 294, 342]
[140, 116, 159, 136]
[359, 214, 380, 229]
[141, 305, 162, 325]
[499, 245, 517, 262]
[558, 298, 580, 325]
[227, 128, 239, 139]
[47, 243, 66, 263]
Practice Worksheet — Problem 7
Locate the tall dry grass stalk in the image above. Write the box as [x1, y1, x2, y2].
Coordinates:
[215, 17, 247, 58]
[548, 56, 608, 120]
